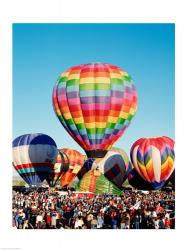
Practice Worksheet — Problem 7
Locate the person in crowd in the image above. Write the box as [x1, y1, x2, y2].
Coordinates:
[159, 216, 165, 229]
[91, 216, 97, 229]
[36, 212, 43, 228]
[97, 214, 104, 228]
[164, 217, 171, 229]
[153, 217, 160, 229]
[51, 211, 57, 228]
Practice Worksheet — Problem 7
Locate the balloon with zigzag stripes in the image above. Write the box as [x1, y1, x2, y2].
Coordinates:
[130, 136, 175, 189]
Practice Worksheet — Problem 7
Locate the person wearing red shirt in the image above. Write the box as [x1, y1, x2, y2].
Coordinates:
[165, 217, 170, 229]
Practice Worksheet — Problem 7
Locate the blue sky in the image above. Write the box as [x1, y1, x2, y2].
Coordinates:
[13, 23, 175, 157]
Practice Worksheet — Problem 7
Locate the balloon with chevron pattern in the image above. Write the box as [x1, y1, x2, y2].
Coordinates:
[130, 136, 175, 189]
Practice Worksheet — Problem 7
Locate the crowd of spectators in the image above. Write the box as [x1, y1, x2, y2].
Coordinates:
[12, 189, 175, 229]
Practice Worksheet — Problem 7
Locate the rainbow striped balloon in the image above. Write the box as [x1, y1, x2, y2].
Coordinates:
[53, 63, 138, 158]
[130, 136, 175, 189]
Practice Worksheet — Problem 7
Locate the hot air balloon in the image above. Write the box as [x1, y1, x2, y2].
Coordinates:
[13, 133, 58, 186]
[46, 150, 69, 187]
[53, 63, 138, 158]
[60, 148, 85, 187]
[90, 147, 132, 188]
[78, 169, 122, 195]
[130, 136, 175, 189]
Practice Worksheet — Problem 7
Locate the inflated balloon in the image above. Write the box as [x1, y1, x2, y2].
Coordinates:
[92, 148, 132, 188]
[46, 150, 69, 187]
[60, 148, 85, 187]
[13, 133, 58, 186]
[78, 170, 122, 195]
[130, 136, 175, 189]
[53, 63, 138, 158]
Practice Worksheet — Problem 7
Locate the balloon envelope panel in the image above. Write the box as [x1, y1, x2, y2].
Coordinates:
[13, 133, 58, 186]
[53, 63, 138, 156]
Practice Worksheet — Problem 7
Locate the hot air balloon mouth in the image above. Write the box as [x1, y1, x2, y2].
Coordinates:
[85, 149, 108, 158]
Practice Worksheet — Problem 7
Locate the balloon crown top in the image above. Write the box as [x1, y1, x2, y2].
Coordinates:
[63, 63, 130, 78]
[67, 62, 124, 70]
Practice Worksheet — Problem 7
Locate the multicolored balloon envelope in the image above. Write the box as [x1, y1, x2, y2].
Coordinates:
[92, 148, 132, 188]
[130, 136, 175, 189]
[53, 63, 138, 158]
[78, 170, 122, 195]
[46, 150, 69, 187]
[12, 133, 58, 186]
[60, 148, 85, 187]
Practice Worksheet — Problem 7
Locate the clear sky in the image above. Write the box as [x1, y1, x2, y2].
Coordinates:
[13, 23, 175, 158]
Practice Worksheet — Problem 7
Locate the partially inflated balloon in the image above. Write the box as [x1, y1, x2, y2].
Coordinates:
[92, 148, 132, 188]
[78, 170, 122, 195]
[13, 133, 58, 186]
[53, 63, 138, 158]
[46, 150, 69, 187]
[110, 147, 133, 178]
[130, 136, 175, 189]
[60, 148, 85, 187]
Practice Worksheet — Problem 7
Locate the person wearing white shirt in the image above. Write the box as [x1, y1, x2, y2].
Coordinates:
[154, 218, 159, 229]
[36, 214, 43, 224]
